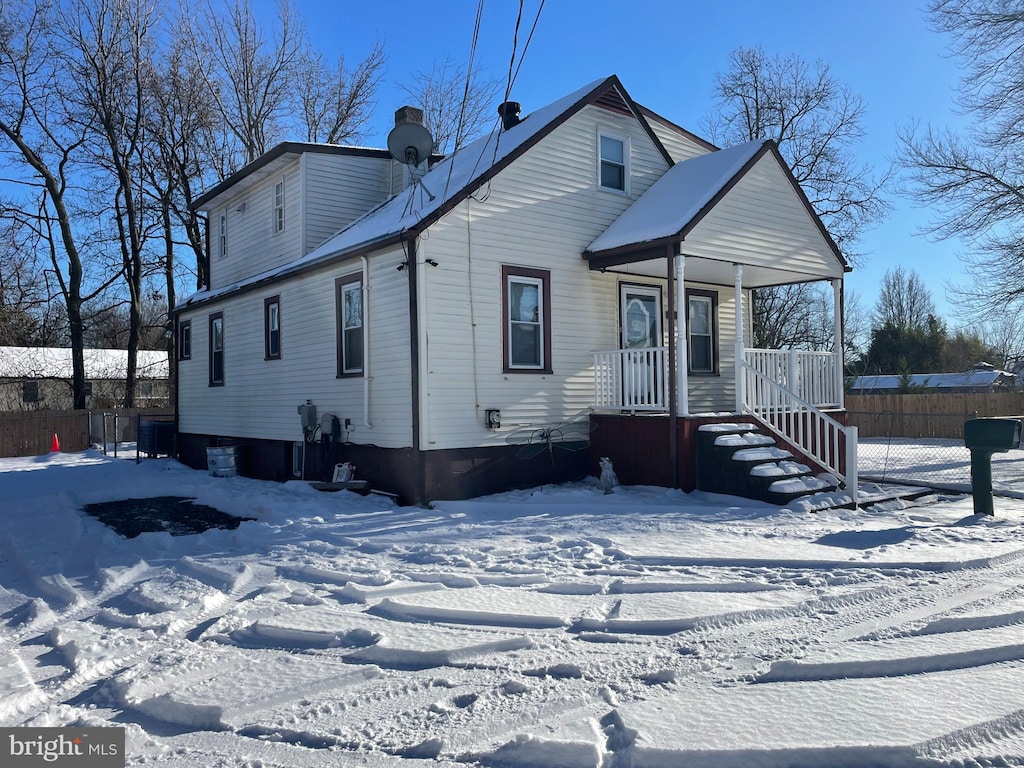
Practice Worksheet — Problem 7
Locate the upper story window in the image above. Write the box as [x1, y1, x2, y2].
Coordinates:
[217, 213, 227, 259]
[209, 312, 224, 386]
[336, 274, 363, 376]
[273, 179, 285, 234]
[178, 319, 192, 360]
[599, 132, 629, 193]
[264, 296, 281, 360]
[502, 265, 552, 373]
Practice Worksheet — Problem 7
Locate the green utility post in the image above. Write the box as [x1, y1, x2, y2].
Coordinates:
[964, 418, 1022, 516]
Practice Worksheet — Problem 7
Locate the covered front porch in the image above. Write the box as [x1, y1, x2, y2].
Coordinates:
[582, 138, 858, 500]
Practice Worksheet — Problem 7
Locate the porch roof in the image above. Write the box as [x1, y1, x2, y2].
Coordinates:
[583, 139, 848, 287]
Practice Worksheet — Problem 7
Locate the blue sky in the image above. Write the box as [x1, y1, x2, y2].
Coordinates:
[272, 0, 971, 323]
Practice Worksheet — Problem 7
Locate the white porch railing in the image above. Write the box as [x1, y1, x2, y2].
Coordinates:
[593, 347, 667, 411]
[743, 348, 843, 408]
[740, 359, 858, 503]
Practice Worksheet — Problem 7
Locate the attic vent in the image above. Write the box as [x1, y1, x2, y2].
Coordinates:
[594, 86, 632, 116]
[497, 101, 521, 130]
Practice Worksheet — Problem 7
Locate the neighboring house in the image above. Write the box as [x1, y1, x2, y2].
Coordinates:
[0, 347, 170, 410]
[175, 75, 853, 503]
[850, 363, 1017, 394]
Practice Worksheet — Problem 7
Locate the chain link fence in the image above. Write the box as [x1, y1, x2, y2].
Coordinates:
[852, 409, 1024, 491]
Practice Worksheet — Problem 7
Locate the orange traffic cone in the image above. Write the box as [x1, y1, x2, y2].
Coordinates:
[51, 433, 60, 452]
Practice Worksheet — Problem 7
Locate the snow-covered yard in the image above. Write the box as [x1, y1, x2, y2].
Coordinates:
[3, 448, 1024, 766]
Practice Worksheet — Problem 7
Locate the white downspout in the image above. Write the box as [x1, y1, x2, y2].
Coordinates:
[417, 238, 430, 449]
[676, 252, 689, 417]
[734, 264, 745, 414]
[361, 255, 372, 427]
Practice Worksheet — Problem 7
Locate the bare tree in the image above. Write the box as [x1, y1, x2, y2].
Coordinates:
[873, 266, 937, 331]
[398, 57, 500, 153]
[899, 1, 1024, 315]
[183, 0, 307, 171]
[0, 0, 124, 408]
[706, 46, 890, 350]
[299, 42, 384, 144]
[55, 0, 164, 407]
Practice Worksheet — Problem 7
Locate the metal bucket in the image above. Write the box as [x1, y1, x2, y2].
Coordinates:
[206, 444, 241, 478]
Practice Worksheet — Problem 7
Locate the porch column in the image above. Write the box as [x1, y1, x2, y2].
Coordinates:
[734, 264, 745, 414]
[833, 278, 845, 410]
[677, 251, 689, 417]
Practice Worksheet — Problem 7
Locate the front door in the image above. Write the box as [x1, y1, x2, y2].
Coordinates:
[619, 285, 663, 407]
[620, 284, 662, 350]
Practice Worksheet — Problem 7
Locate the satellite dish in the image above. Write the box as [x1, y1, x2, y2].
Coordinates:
[387, 122, 434, 167]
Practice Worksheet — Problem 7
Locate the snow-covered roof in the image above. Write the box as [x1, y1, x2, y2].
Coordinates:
[0, 347, 169, 379]
[586, 139, 770, 255]
[180, 76, 618, 309]
[851, 367, 1016, 392]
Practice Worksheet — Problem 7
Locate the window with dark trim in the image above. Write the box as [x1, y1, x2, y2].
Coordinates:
[336, 274, 363, 377]
[178, 319, 191, 360]
[599, 132, 628, 192]
[502, 265, 552, 373]
[264, 296, 281, 360]
[21, 381, 39, 404]
[209, 311, 224, 386]
[687, 289, 719, 375]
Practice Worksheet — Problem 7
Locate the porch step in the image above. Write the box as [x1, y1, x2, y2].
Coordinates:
[695, 422, 840, 509]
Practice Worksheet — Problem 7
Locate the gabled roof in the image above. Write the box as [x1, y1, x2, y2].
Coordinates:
[0, 347, 169, 379]
[181, 75, 670, 308]
[584, 138, 846, 272]
[586, 139, 769, 256]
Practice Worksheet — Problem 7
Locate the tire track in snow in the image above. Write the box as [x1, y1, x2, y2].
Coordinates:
[3, 556, 269, 726]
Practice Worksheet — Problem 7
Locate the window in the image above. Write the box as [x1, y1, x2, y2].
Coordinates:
[209, 312, 224, 386]
[502, 265, 551, 373]
[264, 296, 281, 360]
[336, 274, 363, 376]
[218, 213, 227, 259]
[273, 179, 285, 234]
[178, 320, 191, 360]
[21, 381, 39, 404]
[687, 289, 718, 374]
[599, 133, 628, 192]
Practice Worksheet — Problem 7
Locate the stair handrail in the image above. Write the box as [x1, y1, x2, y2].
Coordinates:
[740, 359, 858, 505]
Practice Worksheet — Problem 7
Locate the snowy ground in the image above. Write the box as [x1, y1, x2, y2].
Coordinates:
[3, 449, 1024, 767]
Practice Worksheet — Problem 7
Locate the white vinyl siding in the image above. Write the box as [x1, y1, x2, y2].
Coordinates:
[682, 153, 844, 278]
[417, 104, 669, 450]
[303, 153, 391, 253]
[646, 119, 713, 163]
[177, 246, 412, 448]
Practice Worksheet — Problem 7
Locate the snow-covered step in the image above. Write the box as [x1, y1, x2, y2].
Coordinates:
[731, 446, 793, 463]
[768, 476, 834, 495]
[714, 432, 777, 448]
[697, 422, 758, 433]
[750, 461, 811, 478]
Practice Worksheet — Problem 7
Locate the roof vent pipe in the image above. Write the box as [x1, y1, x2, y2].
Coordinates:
[497, 101, 521, 130]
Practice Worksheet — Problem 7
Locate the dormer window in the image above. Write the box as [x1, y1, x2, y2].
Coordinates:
[599, 132, 629, 193]
[273, 179, 285, 234]
[218, 213, 227, 259]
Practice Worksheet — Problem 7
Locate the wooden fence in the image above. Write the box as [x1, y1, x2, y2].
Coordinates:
[846, 393, 1024, 439]
[0, 407, 174, 458]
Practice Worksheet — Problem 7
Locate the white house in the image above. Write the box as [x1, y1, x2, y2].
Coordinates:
[0, 346, 169, 410]
[175, 75, 855, 503]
